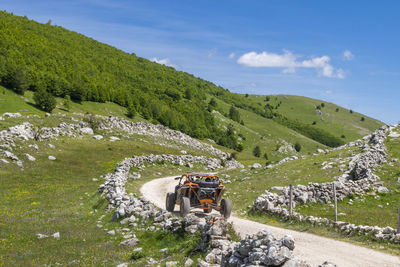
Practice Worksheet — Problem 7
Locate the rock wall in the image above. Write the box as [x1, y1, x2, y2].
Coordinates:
[253, 124, 400, 244]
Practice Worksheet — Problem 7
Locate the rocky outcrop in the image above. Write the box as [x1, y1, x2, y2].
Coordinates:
[0, 115, 243, 169]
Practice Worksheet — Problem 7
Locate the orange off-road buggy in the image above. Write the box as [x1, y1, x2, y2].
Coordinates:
[165, 173, 232, 218]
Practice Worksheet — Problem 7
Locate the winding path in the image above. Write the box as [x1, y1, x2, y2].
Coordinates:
[140, 176, 400, 267]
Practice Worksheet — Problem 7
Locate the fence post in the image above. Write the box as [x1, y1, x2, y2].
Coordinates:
[289, 184, 293, 217]
[397, 198, 400, 234]
[333, 182, 337, 222]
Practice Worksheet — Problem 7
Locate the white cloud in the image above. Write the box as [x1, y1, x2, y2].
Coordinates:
[343, 50, 354, 61]
[150, 57, 178, 68]
[228, 52, 235, 59]
[237, 50, 345, 79]
[325, 90, 332, 94]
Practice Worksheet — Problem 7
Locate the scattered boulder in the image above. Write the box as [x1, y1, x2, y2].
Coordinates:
[119, 237, 139, 247]
[80, 127, 94, 135]
[25, 153, 36, 161]
[48, 155, 56, 161]
[52, 232, 60, 239]
[93, 135, 103, 140]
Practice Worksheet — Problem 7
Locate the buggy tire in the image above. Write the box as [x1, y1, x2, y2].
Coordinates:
[166, 192, 176, 212]
[220, 198, 232, 219]
[180, 197, 190, 217]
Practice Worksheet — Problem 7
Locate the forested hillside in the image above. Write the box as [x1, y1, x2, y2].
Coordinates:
[0, 11, 382, 149]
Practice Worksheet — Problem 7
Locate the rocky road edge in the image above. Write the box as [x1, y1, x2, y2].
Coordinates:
[96, 152, 341, 266]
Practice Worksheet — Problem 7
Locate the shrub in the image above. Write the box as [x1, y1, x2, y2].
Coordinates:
[312, 121, 317, 125]
[316, 105, 321, 110]
[33, 88, 56, 112]
[83, 113, 101, 131]
[294, 142, 301, 152]
[350, 109, 353, 114]
[321, 103, 325, 108]
[341, 134, 346, 139]
[63, 95, 71, 111]
[127, 105, 136, 118]
[361, 117, 365, 121]
[253, 146, 261, 157]
[263, 152, 269, 160]
[265, 96, 270, 102]
[335, 108, 339, 112]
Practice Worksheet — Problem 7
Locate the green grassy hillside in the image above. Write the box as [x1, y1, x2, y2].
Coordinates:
[247, 95, 383, 143]
[0, 11, 383, 152]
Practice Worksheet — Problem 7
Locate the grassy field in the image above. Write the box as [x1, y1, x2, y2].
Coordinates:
[296, 128, 400, 228]
[219, 127, 400, 254]
[0, 131, 214, 266]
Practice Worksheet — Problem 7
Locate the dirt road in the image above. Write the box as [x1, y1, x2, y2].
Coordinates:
[140, 176, 400, 267]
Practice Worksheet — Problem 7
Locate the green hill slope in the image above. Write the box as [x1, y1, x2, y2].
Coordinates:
[247, 94, 383, 143]
[0, 11, 383, 153]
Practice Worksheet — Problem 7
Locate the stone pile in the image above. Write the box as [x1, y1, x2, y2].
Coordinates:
[253, 124, 400, 243]
[221, 230, 308, 267]
[265, 155, 300, 169]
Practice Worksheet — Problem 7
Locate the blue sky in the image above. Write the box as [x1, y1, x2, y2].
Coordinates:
[2, 0, 399, 123]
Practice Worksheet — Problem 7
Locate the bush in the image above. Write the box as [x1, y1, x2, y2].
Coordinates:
[294, 142, 301, 152]
[361, 117, 365, 121]
[350, 109, 353, 114]
[253, 146, 261, 157]
[83, 113, 101, 131]
[63, 95, 71, 111]
[265, 96, 270, 102]
[321, 103, 325, 108]
[341, 134, 346, 139]
[312, 121, 317, 125]
[316, 105, 321, 110]
[335, 108, 339, 112]
[263, 152, 268, 160]
[127, 105, 136, 118]
[33, 88, 56, 112]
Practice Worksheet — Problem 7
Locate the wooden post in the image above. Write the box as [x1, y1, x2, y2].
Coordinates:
[397, 198, 400, 234]
[333, 182, 337, 222]
[289, 184, 293, 216]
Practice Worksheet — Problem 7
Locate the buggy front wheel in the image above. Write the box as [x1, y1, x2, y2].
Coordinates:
[166, 192, 176, 212]
[220, 198, 232, 219]
[180, 197, 190, 217]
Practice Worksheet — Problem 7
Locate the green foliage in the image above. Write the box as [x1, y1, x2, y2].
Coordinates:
[336, 108, 339, 112]
[33, 88, 56, 112]
[229, 106, 241, 123]
[341, 135, 346, 139]
[294, 142, 302, 152]
[265, 96, 270, 102]
[63, 95, 71, 111]
[361, 117, 365, 121]
[316, 105, 321, 110]
[263, 152, 269, 160]
[312, 121, 317, 125]
[217, 124, 242, 151]
[273, 116, 344, 147]
[253, 145, 261, 157]
[0, 11, 225, 145]
[321, 103, 325, 108]
[350, 109, 353, 114]
[83, 113, 101, 131]
[1, 68, 27, 95]
[127, 104, 136, 118]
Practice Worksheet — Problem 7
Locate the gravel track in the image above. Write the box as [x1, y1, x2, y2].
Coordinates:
[140, 176, 400, 267]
